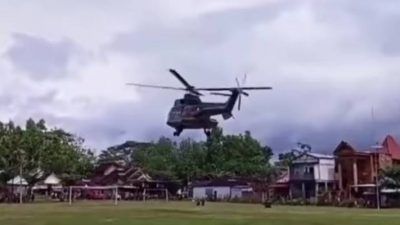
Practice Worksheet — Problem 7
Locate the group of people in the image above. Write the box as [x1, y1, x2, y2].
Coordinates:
[195, 198, 206, 206]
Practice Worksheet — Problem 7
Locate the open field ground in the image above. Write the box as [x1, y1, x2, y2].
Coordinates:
[1, 201, 400, 225]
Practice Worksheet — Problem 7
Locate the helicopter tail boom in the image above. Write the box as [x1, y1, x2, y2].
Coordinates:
[224, 89, 240, 115]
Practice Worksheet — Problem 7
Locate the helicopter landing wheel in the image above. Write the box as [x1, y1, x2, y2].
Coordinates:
[174, 128, 182, 136]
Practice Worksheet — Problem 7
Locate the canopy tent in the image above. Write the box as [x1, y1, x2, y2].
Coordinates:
[350, 184, 377, 188]
[44, 173, 61, 185]
[381, 188, 400, 194]
[7, 176, 28, 186]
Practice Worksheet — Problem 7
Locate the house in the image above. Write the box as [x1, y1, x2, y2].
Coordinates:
[334, 135, 400, 199]
[289, 152, 335, 200]
[89, 161, 129, 186]
[6, 176, 28, 198]
[192, 179, 252, 201]
[381, 135, 400, 164]
[269, 171, 290, 200]
[7, 176, 28, 186]
[33, 173, 63, 192]
[85, 161, 178, 200]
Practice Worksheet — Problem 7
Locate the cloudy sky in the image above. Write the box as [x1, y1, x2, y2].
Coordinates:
[1, 0, 400, 153]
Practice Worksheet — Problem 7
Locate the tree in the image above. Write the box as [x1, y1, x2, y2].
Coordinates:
[202, 128, 274, 179]
[295, 142, 312, 153]
[40, 129, 95, 184]
[203, 127, 225, 176]
[277, 142, 311, 168]
[277, 152, 298, 168]
[132, 137, 178, 180]
[98, 141, 151, 165]
[127, 128, 275, 184]
[0, 119, 95, 187]
[173, 138, 206, 184]
[0, 121, 24, 185]
[381, 166, 400, 188]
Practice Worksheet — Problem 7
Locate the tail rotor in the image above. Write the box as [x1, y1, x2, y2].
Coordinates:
[235, 74, 249, 111]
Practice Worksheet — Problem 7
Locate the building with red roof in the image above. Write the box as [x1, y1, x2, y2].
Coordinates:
[381, 135, 400, 162]
[334, 135, 400, 200]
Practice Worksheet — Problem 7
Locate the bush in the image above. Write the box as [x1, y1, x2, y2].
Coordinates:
[263, 201, 272, 208]
[338, 199, 355, 208]
[285, 198, 304, 206]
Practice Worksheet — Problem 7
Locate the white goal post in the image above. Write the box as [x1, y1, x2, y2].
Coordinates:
[142, 188, 169, 202]
[68, 186, 120, 206]
[67, 186, 169, 205]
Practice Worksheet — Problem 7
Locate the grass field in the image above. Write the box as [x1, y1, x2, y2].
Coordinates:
[1, 201, 400, 225]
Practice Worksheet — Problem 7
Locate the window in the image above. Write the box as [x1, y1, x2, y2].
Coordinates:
[304, 166, 314, 174]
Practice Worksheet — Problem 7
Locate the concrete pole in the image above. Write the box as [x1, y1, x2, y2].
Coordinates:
[115, 186, 118, 206]
[315, 182, 319, 199]
[370, 155, 375, 181]
[338, 162, 343, 190]
[165, 189, 169, 202]
[69, 187, 72, 206]
[325, 181, 332, 202]
[302, 182, 306, 199]
[353, 159, 358, 191]
[376, 177, 380, 211]
[19, 164, 23, 204]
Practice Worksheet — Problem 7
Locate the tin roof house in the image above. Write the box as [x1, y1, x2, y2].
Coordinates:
[289, 152, 335, 201]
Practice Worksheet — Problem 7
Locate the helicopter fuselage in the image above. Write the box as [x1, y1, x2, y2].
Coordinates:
[126, 68, 271, 137]
[166, 91, 239, 136]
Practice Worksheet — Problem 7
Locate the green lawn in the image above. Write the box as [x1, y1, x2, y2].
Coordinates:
[1, 201, 400, 225]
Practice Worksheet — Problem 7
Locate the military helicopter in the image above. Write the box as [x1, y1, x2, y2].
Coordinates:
[127, 69, 272, 137]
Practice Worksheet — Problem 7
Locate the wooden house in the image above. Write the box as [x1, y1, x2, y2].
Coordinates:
[334, 135, 400, 199]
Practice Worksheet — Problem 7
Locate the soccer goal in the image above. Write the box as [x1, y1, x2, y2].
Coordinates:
[142, 188, 170, 202]
[67, 186, 120, 205]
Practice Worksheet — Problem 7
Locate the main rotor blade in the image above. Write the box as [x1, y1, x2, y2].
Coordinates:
[169, 69, 192, 89]
[126, 83, 186, 91]
[239, 87, 272, 90]
[235, 77, 240, 87]
[197, 86, 272, 91]
[209, 92, 232, 97]
[168, 69, 203, 95]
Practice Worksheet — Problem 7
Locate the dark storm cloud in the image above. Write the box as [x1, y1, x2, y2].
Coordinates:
[3, 0, 400, 154]
[314, 0, 400, 56]
[111, 1, 294, 53]
[108, 0, 299, 80]
[5, 33, 83, 79]
[38, 96, 179, 150]
[100, 0, 400, 153]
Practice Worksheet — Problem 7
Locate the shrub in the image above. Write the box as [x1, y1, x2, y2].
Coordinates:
[338, 199, 355, 208]
[263, 201, 272, 208]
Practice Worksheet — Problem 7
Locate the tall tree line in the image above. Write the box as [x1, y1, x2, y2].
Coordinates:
[0, 119, 277, 187]
[0, 119, 95, 187]
[99, 127, 276, 184]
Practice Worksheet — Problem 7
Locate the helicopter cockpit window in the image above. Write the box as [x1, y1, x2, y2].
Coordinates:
[183, 105, 199, 116]
[187, 99, 198, 105]
[174, 100, 182, 106]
